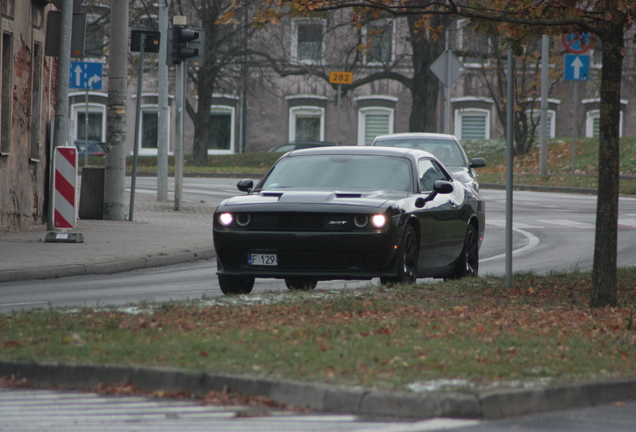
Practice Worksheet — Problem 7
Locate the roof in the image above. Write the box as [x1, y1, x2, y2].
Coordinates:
[372, 133, 459, 142]
[281, 145, 436, 161]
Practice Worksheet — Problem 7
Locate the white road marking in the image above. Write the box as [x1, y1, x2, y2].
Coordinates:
[537, 219, 595, 228]
[481, 226, 541, 263]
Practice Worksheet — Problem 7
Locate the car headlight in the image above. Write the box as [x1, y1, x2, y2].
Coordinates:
[354, 215, 369, 228]
[371, 214, 387, 228]
[218, 213, 234, 226]
[236, 213, 251, 227]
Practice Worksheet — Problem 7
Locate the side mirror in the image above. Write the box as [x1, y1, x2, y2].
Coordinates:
[416, 181, 454, 207]
[470, 158, 487, 169]
[237, 179, 254, 193]
[433, 180, 454, 194]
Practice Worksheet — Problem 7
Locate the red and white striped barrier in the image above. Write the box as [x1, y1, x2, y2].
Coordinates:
[53, 146, 78, 230]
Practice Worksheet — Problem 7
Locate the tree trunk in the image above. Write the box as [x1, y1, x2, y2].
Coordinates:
[590, 16, 624, 308]
[191, 88, 212, 167]
[190, 0, 221, 167]
[407, 15, 447, 132]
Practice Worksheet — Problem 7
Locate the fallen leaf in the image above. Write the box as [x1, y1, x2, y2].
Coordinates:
[2, 341, 21, 348]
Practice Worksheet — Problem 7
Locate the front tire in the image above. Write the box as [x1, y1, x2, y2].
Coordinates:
[218, 275, 255, 295]
[285, 278, 317, 290]
[381, 224, 418, 284]
[449, 225, 479, 280]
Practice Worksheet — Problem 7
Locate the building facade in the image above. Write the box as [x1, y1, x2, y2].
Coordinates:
[0, 0, 56, 230]
[73, 6, 636, 161]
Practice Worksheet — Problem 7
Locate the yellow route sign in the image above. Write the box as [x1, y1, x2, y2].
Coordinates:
[329, 71, 353, 85]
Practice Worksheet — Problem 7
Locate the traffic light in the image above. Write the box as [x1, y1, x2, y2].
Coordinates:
[171, 25, 199, 64]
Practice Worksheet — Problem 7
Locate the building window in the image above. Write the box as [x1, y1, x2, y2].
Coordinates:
[357, 107, 394, 146]
[364, 20, 394, 64]
[71, 103, 106, 143]
[585, 109, 623, 138]
[526, 109, 556, 139]
[289, 106, 324, 142]
[454, 108, 490, 140]
[292, 19, 324, 64]
[0, 0, 15, 19]
[142, 110, 158, 149]
[1, 33, 13, 154]
[209, 105, 235, 153]
[458, 19, 489, 67]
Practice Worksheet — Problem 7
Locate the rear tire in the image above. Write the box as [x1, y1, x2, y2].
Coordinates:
[449, 225, 479, 280]
[218, 275, 255, 295]
[381, 224, 418, 284]
[285, 278, 317, 290]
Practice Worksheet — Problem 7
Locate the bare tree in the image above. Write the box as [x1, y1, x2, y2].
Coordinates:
[468, 32, 564, 155]
[245, 7, 447, 133]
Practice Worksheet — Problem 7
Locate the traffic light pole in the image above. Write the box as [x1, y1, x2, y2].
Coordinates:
[169, 17, 202, 211]
[129, 33, 147, 221]
[174, 59, 185, 211]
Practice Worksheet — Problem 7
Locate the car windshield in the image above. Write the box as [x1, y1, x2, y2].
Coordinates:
[259, 155, 413, 192]
[374, 138, 468, 167]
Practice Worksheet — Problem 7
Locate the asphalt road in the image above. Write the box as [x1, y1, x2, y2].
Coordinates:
[2, 388, 636, 431]
[2, 179, 636, 312]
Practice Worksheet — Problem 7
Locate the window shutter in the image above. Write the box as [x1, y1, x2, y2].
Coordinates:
[531, 112, 554, 138]
[593, 117, 600, 138]
[461, 115, 486, 139]
[364, 114, 390, 145]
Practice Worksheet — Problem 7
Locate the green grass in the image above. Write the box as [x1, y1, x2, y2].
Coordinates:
[461, 137, 636, 195]
[2, 270, 636, 392]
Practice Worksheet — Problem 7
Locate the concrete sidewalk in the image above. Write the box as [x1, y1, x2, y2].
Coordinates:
[0, 192, 216, 283]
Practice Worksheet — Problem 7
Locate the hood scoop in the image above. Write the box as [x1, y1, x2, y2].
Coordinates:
[335, 192, 363, 198]
[260, 191, 284, 199]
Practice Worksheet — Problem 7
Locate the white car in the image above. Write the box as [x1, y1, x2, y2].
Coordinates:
[370, 133, 486, 191]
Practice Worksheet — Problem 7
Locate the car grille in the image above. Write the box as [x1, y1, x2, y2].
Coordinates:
[249, 213, 354, 231]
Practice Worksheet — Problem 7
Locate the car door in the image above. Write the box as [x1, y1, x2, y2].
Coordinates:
[415, 158, 464, 269]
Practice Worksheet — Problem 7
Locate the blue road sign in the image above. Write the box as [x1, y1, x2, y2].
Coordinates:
[69, 62, 103, 90]
[564, 54, 590, 81]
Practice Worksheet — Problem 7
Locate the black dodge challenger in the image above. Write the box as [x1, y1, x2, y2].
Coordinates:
[213, 146, 485, 295]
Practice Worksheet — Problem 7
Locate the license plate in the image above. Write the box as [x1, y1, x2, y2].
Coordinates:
[248, 253, 278, 266]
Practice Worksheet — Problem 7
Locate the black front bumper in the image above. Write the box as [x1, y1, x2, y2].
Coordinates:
[214, 229, 401, 280]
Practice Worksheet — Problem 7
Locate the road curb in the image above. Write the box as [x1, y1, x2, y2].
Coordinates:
[0, 248, 216, 283]
[1, 360, 635, 420]
[480, 183, 598, 195]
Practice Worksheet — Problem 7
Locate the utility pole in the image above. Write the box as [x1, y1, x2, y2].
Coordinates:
[157, 0, 169, 200]
[48, 0, 73, 230]
[505, 48, 515, 290]
[539, 34, 549, 176]
[53, 0, 73, 149]
[104, 0, 129, 221]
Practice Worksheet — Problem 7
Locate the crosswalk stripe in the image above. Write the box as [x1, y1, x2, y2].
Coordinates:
[0, 389, 480, 432]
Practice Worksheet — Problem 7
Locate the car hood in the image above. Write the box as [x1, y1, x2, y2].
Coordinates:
[448, 166, 473, 185]
[219, 189, 406, 210]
